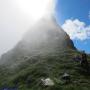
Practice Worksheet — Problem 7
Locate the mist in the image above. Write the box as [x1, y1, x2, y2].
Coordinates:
[0, 15, 71, 66]
[0, 0, 56, 56]
[0, 0, 73, 66]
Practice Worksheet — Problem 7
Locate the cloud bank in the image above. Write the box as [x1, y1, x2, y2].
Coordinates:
[0, 0, 57, 56]
[14, 0, 56, 22]
[62, 19, 90, 40]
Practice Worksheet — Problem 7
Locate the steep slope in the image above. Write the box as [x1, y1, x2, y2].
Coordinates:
[0, 16, 90, 90]
[0, 16, 75, 67]
[0, 49, 90, 90]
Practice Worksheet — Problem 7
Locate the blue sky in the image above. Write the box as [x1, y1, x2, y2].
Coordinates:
[0, 0, 90, 56]
[55, 0, 90, 53]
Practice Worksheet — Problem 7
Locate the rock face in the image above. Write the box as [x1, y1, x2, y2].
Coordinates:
[0, 16, 75, 67]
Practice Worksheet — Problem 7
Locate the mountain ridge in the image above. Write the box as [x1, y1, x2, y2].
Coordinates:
[0, 16, 75, 67]
[0, 17, 88, 90]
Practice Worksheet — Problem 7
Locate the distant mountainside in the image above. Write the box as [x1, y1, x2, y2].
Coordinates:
[0, 16, 90, 90]
[0, 16, 75, 67]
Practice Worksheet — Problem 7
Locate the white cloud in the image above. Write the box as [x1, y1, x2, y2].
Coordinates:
[0, 0, 57, 56]
[14, 0, 56, 22]
[62, 19, 90, 40]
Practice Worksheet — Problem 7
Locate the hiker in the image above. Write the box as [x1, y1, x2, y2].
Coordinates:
[73, 55, 81, 62]
[81, 51, 89, 69]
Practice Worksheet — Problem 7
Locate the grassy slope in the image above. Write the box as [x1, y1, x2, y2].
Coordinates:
[0, 49, 90, 90]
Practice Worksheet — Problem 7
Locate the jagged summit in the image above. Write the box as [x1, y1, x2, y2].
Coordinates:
[0, 16, 75, 66]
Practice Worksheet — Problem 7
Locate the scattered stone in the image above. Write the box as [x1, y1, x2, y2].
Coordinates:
[62, 73, 71, 84]
[41, 78, 54, 86]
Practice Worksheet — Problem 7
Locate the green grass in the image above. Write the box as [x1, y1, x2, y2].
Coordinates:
[0, 49, 90, 90]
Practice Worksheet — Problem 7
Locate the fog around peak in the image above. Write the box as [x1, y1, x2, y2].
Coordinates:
[0, 0, 57, 56]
